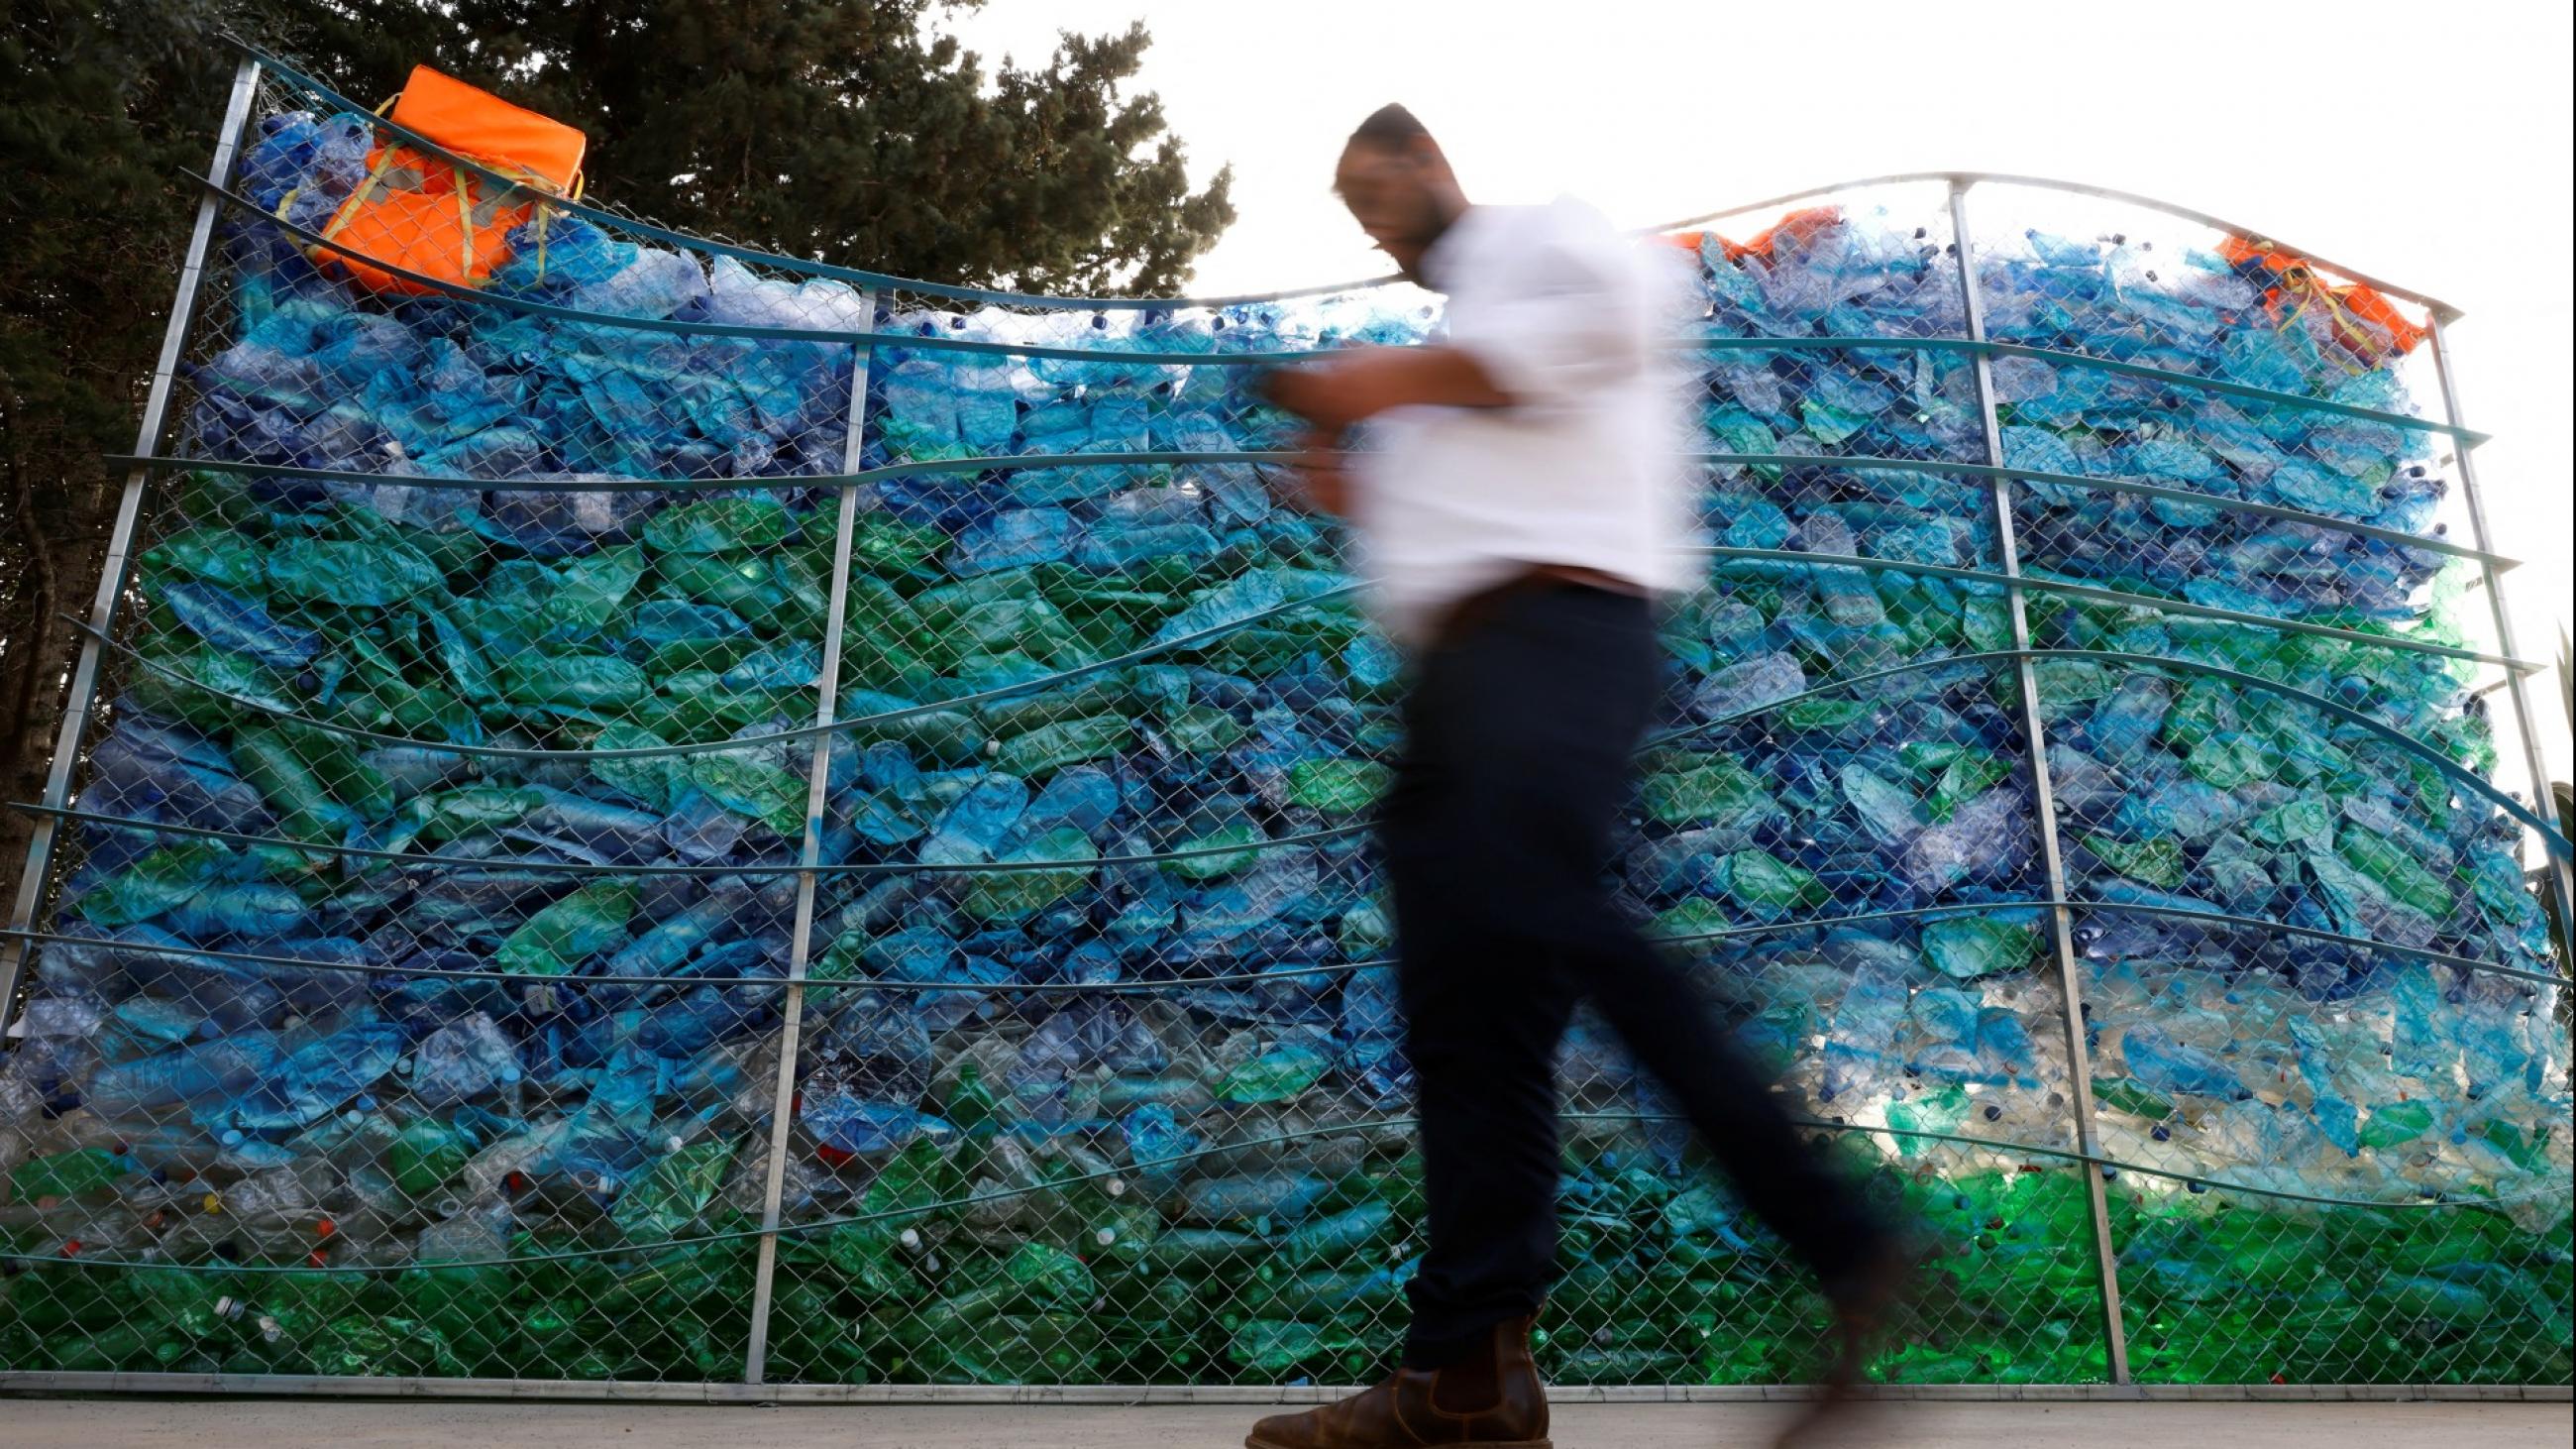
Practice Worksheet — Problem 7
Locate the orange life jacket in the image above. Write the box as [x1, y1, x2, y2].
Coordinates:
[2218, 235, 2427, 365]
[285, 65, 588, 295]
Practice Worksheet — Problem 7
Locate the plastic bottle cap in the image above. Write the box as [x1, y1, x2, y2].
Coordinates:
[667, 1136, 685, 1153]
[1105, 1177, 1127, 1197]
[314, 1217, 337, 1239]
[898, 1229, 920, 1250]
[1095, 1229, 1117, 1247]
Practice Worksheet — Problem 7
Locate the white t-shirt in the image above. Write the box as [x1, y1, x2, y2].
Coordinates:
[1350, 197, 1699, 646]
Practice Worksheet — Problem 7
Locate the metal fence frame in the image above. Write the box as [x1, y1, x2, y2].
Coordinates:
[2, 46, 2568, 1401]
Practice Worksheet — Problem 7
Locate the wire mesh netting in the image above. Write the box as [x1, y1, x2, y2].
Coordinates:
[0, 57, 2567, 1393]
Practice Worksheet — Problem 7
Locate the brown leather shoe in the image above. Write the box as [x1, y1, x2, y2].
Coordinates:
[1243, 1315, 1552, 1449]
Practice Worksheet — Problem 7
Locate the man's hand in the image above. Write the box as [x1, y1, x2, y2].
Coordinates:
[1275, 426, 1351, 516]
[1259, 354, 1383, 435]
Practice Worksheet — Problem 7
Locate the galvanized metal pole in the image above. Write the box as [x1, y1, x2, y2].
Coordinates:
[1945, 179, 2132, 1384]
[0, 56, 265, 1024]
[742, 305, 878, 1387]
[2423, 314, 2575, 933]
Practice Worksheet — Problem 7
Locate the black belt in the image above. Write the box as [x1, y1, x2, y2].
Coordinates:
[1427, 564, 1648, 652]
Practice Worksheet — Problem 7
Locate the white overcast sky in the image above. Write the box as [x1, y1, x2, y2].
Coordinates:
[949, 0, 2572, 783]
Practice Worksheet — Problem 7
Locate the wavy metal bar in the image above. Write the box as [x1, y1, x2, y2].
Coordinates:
[228, 47, 2468, 322]
[1649, 171, 2458, 318]
[11, 1103, 2548, 1281]
[1686, 335, 2482, 443]
[235, 42, 1409, 313]
[102, 449, 1302, 496]
[6, 802, 1361, 878]
[13, 882, 2560, 997]
[60, 634, 2569, 860]
[0, 925, 1397, 995]
[1686, 547, 2536, 672]
[1643, 643, 2570, 854]
[191, 175, 1344, 365]
[189, 178, 2486, 446]
[108, 447, 2514, 574]
[67, 579, 1363, 759]
[75, 530, 2536, 769]
[1694, 452, 2513, 569]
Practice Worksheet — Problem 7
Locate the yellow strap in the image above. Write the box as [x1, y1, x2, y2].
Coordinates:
[2269, 269, 2375, 376]
[455, 168, 476, 279]
[310, 147, 400, 267]
[531, 200, 553, 284]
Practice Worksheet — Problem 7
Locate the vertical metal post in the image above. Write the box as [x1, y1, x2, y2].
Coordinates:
[742, 306, 877, 1387]
[2423, 314, 2575, 933]
[1945, 180, 2132, 1384]
[0, 56, 264, 1023]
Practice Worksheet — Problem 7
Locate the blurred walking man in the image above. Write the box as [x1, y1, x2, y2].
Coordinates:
[1246, 105, 1909, 1449]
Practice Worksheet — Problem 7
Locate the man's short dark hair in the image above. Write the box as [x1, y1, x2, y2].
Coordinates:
[1349, 103, 1432, 151]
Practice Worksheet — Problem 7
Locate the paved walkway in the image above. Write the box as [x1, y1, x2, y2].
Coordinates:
[2, 1397, 2568, 1448]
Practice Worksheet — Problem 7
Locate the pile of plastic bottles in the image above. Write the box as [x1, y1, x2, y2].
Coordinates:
[0, 88, 2566, 1393]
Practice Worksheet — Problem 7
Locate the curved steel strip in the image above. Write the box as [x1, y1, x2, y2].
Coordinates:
[0, 925, 1395, 995]
[1647, 171, 2458, 318]
[1685, 546, 2535, 672]
[236, 43, 1409, 314]
[12, 879, 2558, 997]
[60, 629, 2565, 866]
[192, 175, 1343, 365]
[104, 449, 1300, 496]
[190, 177, 2485, 446]
[106, 448, 2512, 577]
[1692, 451, 2515, 570]
[83, 544, 2526, 768]
[1640, 643, 2570, 855]
[67, 580, 1363, 760]
[6, 802, 1362, 879]
[14, 1103, 2555, 1278]
[1653, 899, 2568, 990]
[225, 53, 2468, 323]
[1686, 335, 2481, 442]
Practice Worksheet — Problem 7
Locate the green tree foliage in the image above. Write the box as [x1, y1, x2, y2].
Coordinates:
[285, 1, 1234, 293]
[0, 0, 1232, 873]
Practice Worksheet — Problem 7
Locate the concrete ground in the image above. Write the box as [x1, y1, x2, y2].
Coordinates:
[1, 1398, 2568, 1448]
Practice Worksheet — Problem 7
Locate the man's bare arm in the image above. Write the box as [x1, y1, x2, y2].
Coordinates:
[1260, 345, 1515, 434]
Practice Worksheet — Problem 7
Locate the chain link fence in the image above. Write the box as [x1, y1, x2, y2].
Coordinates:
[0, 51, 2566, 1395]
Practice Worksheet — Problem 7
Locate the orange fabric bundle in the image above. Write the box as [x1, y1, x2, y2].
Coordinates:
[1664, 207, 1847, 266]
[1715, 207, 1845, 265]
[2218, 235, 2428, 364]
[296, 65, 587, 295]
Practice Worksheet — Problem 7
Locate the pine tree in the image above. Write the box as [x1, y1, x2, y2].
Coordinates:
[280, 0, 1234, 294]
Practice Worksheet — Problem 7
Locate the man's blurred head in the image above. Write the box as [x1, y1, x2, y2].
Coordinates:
[1335, 104, 1466, 283]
